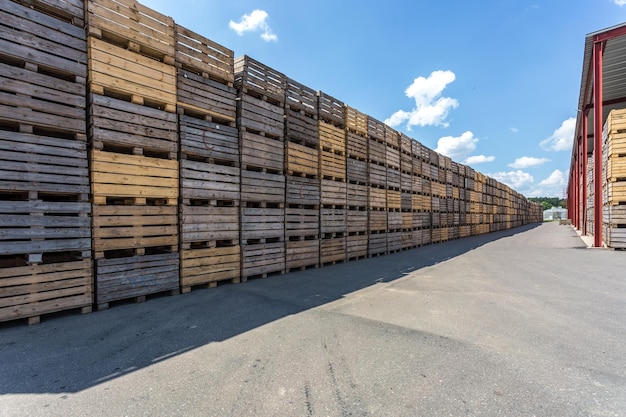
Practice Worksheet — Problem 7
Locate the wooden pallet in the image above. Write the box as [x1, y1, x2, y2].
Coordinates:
[388, 211, 402, 231]
[368, 163, 386, 187]
[402, 212, 413, 230]
[320, 150, 346, 181]
[401, 172, 412, 193]
[346, 130, 368, 161]
[369, 187, 387, 209]
[285, 77, 317, 116]
[241, 206, 285, 242]
[238, 94, 284, 139]
[241, 170, 285, 203]
[90, 94, 178, 153]
[240, 130, 284, 173]
[604, 181, 626, 205]
[285, 107, 318, 145]
[386, 189, 401, 210]
[92, 204, 178, 258]
[347, 183, 368, 209]
[88, 37, 176, 112]
[367, 117, 385, 142]
[605, 108, 626, 136]
[87, 0, 175, 62]
[603, 225, 626, 249]
[177, 71, 237, 124]
[285, 207, 319, 238]
[180, 245, 241, 291]
[286, 239, 319, 270]
[286, 176, 320, 206]
[95, 252, 179, 309]
[321, 180, 347, 206]
[606, 155, 626, 180]
[241, 241, 285, 280]
[402, 231, 413, 249]
[318, 119, 345, 152]
[175, 23, 234, 84]
[0, 258, 92, 324]
[91, 150, 178, 203]
[180, 115, 239, 163]
[180, 203, 239, 244]
[347, 233, 368, 260]
[286, 141, 319, 177]
[367, 233, 387, 256]
[317, 91, 344, 127]
[368, 138, 386, 165]
[0, 197, 91, 263]
[181, 159, 240, 201]
[320, 207, 346, 235]
[387, 168, 401, 189]
[345, 105, 367, 137]
[347, 158, 368, 185]
[320, 236, 346, 264]
[368, 209, 387, 232]
[234, 55, 285, 105]
[385, 125, 400, 147]
[0, 130, 89, 194]
[387, 231, 402, 252]
[347, 207, 367, 234]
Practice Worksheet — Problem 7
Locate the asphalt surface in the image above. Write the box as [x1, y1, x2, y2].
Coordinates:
[1, 222, 625, 417]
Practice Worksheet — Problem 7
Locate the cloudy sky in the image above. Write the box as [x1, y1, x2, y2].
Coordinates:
[143, 0, 626, 197]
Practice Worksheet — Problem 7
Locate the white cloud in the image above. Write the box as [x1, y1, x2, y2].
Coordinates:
[615, 0, 626, 6]
[522, 169, 569, 198]
[385, 70, 459, 130]
[509, 127, 519, 133]
[435, 131, 477, 161]
[488, 170, 534, 190]
[229, 9, 277, 42]
[540, 117, 576, 152]
[464, 155, 495, 165]
[508, 156, 551, 169]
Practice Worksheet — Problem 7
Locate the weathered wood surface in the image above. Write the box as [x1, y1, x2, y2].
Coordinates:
[285, 207, 319, 238]
[384, 125, 400, 149]
[368, 163, 386, 187]
[387, 167, 401, 190]
[181, 245, 241, 288]
[346, 183, 368, 208]
[234, 55, 285, 104]
[240, 206, 285, 242]
[241, 171, 285, 203]
[317, 91, 344, 127]
[286, 176, 320, 206]
[286, 239, 319, 270]
[181, 159, 240, 202]
[387, 231, 402, 252]
[347, 207, 368, 233]
[347, 233, 368, 259]
[346, 131, 368, 161]
[321, 180, 347, 206]
[368, 209, 387, 232]
[285, 108, 318, 145]
[367, 117, 385, 142]
[318, 120, 345, 152]
[347, 158, 368, 185]
[177, 70, 236, 123]
[388, 211, 402, 231]
[285, 77, 317, 116]
[402, 230, 413, 249]
[386, 189, 401, 211]
[368, 138, 386, 165]
[367, 233, 387, 256]
[286, 141, 319, 177]
[180, 115, 239, 162]
[175, 23, 234, 83]
[0, 259, 92, 323]
[241, 241, 285, 279]
[320, 207, 346, 235]
[240, 131, 284, 173]
[345, 105, 367, 137]
[320, 150, 346, 181]
[180, 204, 239, 243]
[368, 186, 386, 209]
[320, 236, 346, 264]
[237, 94, 284, 138]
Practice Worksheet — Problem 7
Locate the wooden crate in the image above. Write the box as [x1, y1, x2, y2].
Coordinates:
[91, 150, 178, 204]
[321, 180, 347, 206]
[179, 115, 239, 164]
[604, 181, 626, 205]
[402, 212, 412, 230]
[241, 171, 285, 203]
[368, 117, 385, 142]
[413, 211, 431, 229]
[286, 141, 319, 177]
[368, 138, 386, 165]
[10, 0, 86, 26]
[369, 186, 387, 209]
[387, 167, 401, 190]
[385, 141, 400, 170]
[346, 130, 368, 161]
[605, 133, 626, 158]
[88, 37, 176, 112]
[369, 163, 386, 188]
[181, 159, 239, 202]
[606, 155, 626, 180]
[240, 130, 284, 173]
[388, 211, 402, 231]
[368, 232, 387, 256]
[180, 245, 240, 291]
[234, 55, 285, 105]
[92, 204, 178, 258]
[0, 197, 91, 264]
[347, 183, 368, 209]
[237, 93, 284, 139]
[321, 207, 346, 235]
[320, 150, 346, 181]
[320, 237, 346, 264]
[402, 230, 413, 249]
[241, 241, 285, 279]
[180, 203, 239, 245]
[387, 189, 401, 211]
[368, 209, 387, 232]
[345, 105, 367, 137]
[347, 207, 368, 233]
[285, 77, 317, 116]
[317, 91, 344, 127]
[347, 233, 368, 260]
[241, 205, 285, 242]
[0, 130, 89, 195]
[175, 24, 234, 84]
[385, 125, 400, 147]
[285, 207, 319, 238]
[286, 239, 319, 271]
[605, 108, 626, 136]
[95, 252, 179, 308]
[0, 258, 92, 324]
[347, 158, 368, 185]
[319, 120, 345, 152]
[401, 192, 412, 212]
[177, 70, 236, 124]
[401, 170, 413, 192]
[87, 0, 175, 62]
[387, 231, 402, 252]
[90, 94, 177, 154]
[286, 107, 318, 146]
[286, 176, 320, 206]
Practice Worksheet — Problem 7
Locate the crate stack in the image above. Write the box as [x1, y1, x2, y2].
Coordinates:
[428, 150, 443, 243]
[86, 0, 180, 309]
[284, 78, 320, 271]
[586, 155, 595, 234]
[411, 140, 431, 246]
[175, 25, 240, 291]
[0, 0, 92, 324]
[458, 164, 471, 238]
[318, 92, 347, 265]
[602, 109, 626, 248]
[399, 134, 414, 250]
[367, 117, 388, 256]
[235, 56, 286, 280]
[345, 106, 369, 260]
[385, 126, 403, 252]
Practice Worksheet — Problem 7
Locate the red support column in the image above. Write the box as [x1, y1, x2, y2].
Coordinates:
[593, 40, 604, 247]
[582, 111, 588, 235]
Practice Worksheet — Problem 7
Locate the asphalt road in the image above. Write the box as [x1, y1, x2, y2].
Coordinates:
[1, 222, 625, 417]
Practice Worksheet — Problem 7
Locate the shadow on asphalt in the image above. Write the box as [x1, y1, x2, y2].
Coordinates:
[0, 223, 541, 394]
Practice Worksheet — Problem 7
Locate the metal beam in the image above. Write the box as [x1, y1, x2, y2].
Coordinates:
[582, 111, 588, 235]
[593, 41, 604, 247]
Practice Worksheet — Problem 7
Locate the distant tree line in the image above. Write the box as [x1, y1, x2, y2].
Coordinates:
[528, 197, 566, 212]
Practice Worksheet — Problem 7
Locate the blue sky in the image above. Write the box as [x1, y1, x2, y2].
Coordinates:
[143, 0, 626, 198]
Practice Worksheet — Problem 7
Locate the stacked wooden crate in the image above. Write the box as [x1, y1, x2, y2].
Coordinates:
[0, 0, 92, 324]
[367, 117, 388, 256]
[319, 92, 347, 265]
[411, 140, 431, 246]
[284, 78, 320, 271]
[345, 106, 369, 260]
[385, 126, 403, 252]
[87, 0, 179, 309]
[400, 134, 414, 249]
[176, 24, 240, 291]
[602, 109, 626, 248]
[235, 56, 286, 279]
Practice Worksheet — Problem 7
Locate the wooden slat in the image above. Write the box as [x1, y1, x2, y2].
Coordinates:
[175, 23, 234, 83]
[240, 131, 284, 173]
[286, 239, 319, 270]
[241, 242, 284, 278]
[320, 236, 346, 264]
[181, 159, 240, 201]
[285, 77, 317, 116]
[234, 55, 285, 104]
[181, 246, 240, 287]
[317, 91, 344, 127]
[177, 71, 237, 122]
[180, 115, 239, 162]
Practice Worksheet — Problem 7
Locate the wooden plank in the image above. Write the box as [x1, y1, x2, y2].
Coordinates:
[180, 115, 239, 162]
[367, 233, 387, 256]
[347, 208, 367, 233]
[286, 239, 320, 270]
[346, 131, 368, 161]
[321, 180, 347, 206]
[238, 94, 284, 138]
[317, 91, 344, 127]
[240, 131, 284, 173]
[181, 159, 240, 201]
[318, 120, 345, 152]
[347, 158, 368, 185]
[177, 71, 237, 122]
[175, 23, 234, 83]
[180, 246, 240, 287]
[286, 141, 319, 177]
[285, 77, 317, 116]
[285, 207, 319, 238]
[180, 205, 239, 243]
[241, 241, 285, 278]
[320, 150, 346, 181]
[388, 211, 402, 231]
[286, 176, 320, 206]
[241, 207, 285, 241]
[347, 234, 368, 259]
[345, 105, 367, 136]
[320, 207, 346, 235]
[346, 183, 368, 208]
[286, 108, 318, 145]
[368, 186, 386, 209]
[368, 117, 385, 142]
[234, 55, 285, 104]
[11, 0, 85, 26]
[368, 209, 387, 232]
[320, 236, 346, 264]
[241, 171, 285, 203]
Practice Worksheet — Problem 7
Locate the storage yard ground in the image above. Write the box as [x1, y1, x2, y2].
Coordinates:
[1, 222, 624, 417]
